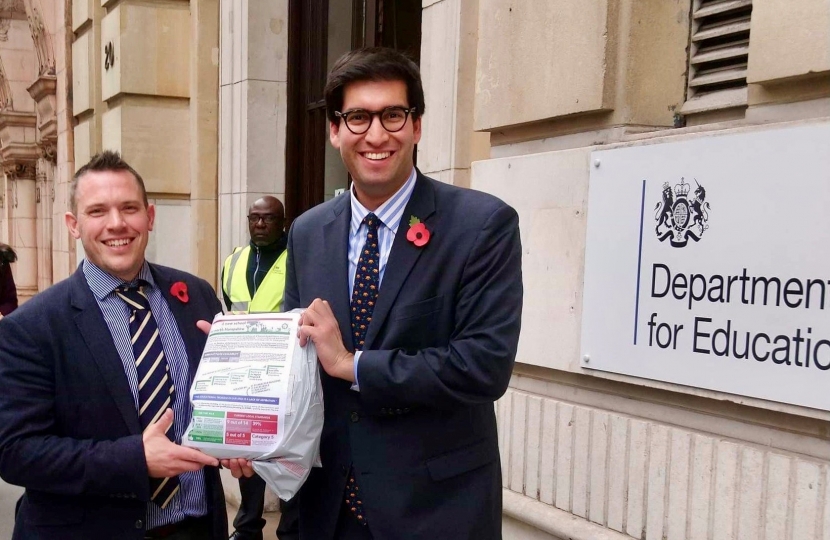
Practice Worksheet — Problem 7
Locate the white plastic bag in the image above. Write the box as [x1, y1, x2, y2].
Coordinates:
[183, 309, 323, 500]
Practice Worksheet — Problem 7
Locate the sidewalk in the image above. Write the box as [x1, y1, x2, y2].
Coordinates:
[0, 478, 23, 539]
[223, 469, 282, 540]
[226, 503, 282, 540]
[2, 477, 281, 540]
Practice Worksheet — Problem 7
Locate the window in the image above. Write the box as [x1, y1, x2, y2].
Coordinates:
[681, 0, 752, 117]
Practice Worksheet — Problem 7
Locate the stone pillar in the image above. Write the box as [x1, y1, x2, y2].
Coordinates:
[27, 72, 58, 293]
[53, 0, 75, 282]
[218, 0, 289, 270]
[417, 0, 489, 187]
[34, 152, 53, 291]
[190, 0, 220, 286]
[6, 163, 37, 302]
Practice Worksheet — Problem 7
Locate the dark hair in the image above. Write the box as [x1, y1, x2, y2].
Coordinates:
[70, 151, 148, 214]
[324, 47, 425, 124]
[0, 243, 16, 264]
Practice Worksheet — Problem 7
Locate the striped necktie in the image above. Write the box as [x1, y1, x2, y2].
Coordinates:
[344, 213, 380, 526]
[116, 284, 180, 509]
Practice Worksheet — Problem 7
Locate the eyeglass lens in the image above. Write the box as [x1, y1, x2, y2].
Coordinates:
[247, 214, 279, 224]
[343, 107, 410, 134]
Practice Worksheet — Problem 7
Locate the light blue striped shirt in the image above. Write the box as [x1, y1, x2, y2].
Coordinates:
[83, 260, 207, 529]
[349, 168, 417, 386]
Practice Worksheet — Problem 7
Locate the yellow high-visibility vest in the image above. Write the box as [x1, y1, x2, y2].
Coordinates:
[222, 246, 287, 313]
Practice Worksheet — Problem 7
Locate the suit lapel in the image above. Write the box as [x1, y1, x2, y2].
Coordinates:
[151, 264, 203, 383]
[323, 195, 355, 351]
[71, 269, 141, 434]
[363, 174, 436, 349]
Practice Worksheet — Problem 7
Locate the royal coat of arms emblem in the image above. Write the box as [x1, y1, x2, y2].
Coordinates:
[654, 178, 711, 248]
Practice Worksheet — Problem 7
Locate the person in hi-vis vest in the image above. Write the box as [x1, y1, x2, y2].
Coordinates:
[222, 196, 297, 540]
[222, 196, 287, 314]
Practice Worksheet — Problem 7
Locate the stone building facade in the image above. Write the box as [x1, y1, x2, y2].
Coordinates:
[2, 1, 828, 538]
[221, 1, 830, 538]
[0, 0, 71, 303]
[0, 0, 220, 299]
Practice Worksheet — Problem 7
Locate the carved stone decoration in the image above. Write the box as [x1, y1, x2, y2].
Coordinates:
[0, 54, 11, 110]
[26, 73, 55, 142]
[0, 0, 25, 42]
[3, 162, 36, 180]
[0, 109, 39, 165]
[23, 0, 54, 76]
[0, 0, 26, 15]
[38, 141, 54, 163]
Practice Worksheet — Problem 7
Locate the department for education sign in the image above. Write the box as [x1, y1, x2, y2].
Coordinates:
[580, 122, 830, 412]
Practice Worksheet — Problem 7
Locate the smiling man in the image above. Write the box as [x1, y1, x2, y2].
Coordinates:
[225, 48, 523, 540]
[0, 151, 228, 539]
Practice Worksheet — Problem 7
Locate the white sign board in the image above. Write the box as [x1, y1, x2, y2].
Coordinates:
[581, 122, 830, 411]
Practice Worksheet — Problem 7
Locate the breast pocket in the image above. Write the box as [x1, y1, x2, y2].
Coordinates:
[393, 294, 446, 321]
[389, 295, 448, 349]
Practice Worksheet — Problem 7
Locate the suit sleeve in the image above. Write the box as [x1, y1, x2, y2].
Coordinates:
[283, 225, 300, 312]
[0, 317, 150, 500]
[357, 203, 523, 411]
[220, 265, 232, 312]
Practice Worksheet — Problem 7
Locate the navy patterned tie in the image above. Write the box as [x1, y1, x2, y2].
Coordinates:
[345, 213, 380, 525]
[350, 213, 380, 350]
[116, 284, 180, 509]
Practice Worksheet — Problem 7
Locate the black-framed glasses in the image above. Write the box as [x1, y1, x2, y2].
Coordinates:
[247, 214, 281, 225]
[334, 106, 417, 135]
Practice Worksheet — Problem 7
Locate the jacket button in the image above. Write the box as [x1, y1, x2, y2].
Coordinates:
[350, 411, 360, 423]
[395, 409, 402, 415]
[135, 519, 144, 529]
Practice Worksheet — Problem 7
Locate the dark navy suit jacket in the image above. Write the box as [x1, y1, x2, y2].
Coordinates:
[284, 172, 523, 540]
[0, 263, 227, 540]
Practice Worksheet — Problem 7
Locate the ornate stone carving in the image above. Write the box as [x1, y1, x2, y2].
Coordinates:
[0, 19, 10, 41]
[0, 0, 26, 42]
[3, 162, 35, 180]
[26, 73, 56, 141]
[0, 0, 26, 15]
[24, 0, 54, 76]
[38, 141, 55, 163]
[0, 109, 39, 166]
[0, 54, 11, 109]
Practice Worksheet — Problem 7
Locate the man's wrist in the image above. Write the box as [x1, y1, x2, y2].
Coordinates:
[336, 351, 356, 382]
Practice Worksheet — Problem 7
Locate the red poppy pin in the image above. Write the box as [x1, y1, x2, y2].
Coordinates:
[170, 281, 189, 303]
[406, 216, 430, 247]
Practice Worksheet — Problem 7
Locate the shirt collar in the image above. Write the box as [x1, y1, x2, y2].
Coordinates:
[83, 259, 156, 300]
[350, 167, 417, 234]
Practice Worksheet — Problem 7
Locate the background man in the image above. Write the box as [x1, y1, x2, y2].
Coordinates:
[0, 151, 227, 539]
[284, 48, 523, 539]
[222, 196, 297, 540]
[222, 196, 288, 316]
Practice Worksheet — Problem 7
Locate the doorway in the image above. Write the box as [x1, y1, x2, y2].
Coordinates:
[284, 0, 422, 223]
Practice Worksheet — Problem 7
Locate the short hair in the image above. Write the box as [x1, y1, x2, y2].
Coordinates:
[70, 151, 148, 214]
[324, 47, 425, 124]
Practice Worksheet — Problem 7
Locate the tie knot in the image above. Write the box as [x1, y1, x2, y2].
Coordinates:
[116, 284, 151, 310]
[364, 213, 379, 231]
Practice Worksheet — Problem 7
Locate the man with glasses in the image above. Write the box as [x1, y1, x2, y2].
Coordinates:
[226, 48, 523, 540]
[222, 196, 287, 316]
[221, 196, 297, 540]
